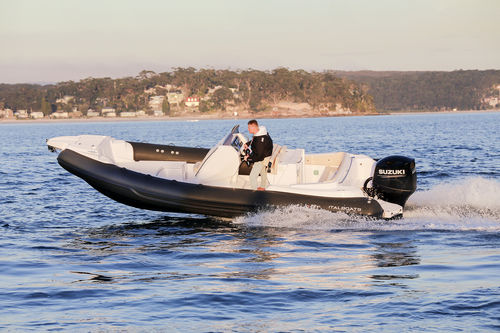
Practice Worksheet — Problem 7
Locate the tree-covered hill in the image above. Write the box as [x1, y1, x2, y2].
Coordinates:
[3, 69, 498, 115]
[334, 70, 500, 111]
[0, 68, 375, 115]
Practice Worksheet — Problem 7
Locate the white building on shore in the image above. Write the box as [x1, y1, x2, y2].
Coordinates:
[167, 92, 184, 105]
[0, 108, 14, 118]
[149, 96, 165, 111]
[15, 110, 29, 119]
[120, 111, 137, 117]
[30, 111, 44, 119]
[185, 96, 200, 107]
[87, 109, 100, 117]
[102, 107, 116, 117]
[51, 111, 69, 119]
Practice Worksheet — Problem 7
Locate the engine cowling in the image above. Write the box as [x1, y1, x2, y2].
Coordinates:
[372, 155, 417, 207]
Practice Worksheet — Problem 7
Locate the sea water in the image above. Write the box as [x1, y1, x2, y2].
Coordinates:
[0, 112, 499, 331]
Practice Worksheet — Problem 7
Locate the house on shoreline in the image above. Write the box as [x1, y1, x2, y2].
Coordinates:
[30, 111, 44, 119]
[185, 96, 199, 108]
[51, 111, 69, 119]
[15, 110, 29, 119]
[87, 109, 100, 117]
[102, 107, 116, 117]
[149, 96, 165, 111]
[0, 108, 14, 118]
[167, 92, 184, 106]
[120, 111, 137, 117]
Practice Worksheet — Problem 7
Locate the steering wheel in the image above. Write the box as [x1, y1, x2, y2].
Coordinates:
[239, 145, 247, 156]
[240, 147, 252, 166]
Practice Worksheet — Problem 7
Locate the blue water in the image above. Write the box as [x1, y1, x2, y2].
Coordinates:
[1, 113, 499, 331]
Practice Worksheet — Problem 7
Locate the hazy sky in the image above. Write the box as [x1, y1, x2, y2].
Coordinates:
[1, 0, 499, 83]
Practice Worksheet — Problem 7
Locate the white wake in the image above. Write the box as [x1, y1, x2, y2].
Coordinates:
[233, 177, 500, 232]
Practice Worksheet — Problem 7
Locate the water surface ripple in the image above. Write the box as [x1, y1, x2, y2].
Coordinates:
[1, 113, 499, 331]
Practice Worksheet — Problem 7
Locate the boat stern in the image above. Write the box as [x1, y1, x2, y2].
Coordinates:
[378, 200, 404, 219]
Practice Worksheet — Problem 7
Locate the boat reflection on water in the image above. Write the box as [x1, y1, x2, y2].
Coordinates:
[371, 239, 420, 267]
[64, 215, 422, 290]
[368, 236, 421, 284]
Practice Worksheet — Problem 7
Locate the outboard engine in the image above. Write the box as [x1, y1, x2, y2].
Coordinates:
[369, 155, 417, 207]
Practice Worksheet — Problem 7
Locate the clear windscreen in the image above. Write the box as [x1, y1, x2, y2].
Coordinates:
[231, 135, 243, 151]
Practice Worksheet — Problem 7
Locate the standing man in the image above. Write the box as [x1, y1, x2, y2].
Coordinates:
[244, 119, 273, 191]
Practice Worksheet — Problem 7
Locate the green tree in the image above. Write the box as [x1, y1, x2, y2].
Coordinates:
[41, 97, 51, 116]
[162, 98, 170, 115]
[212, 87, 233, 110]
[199, 100, 211, 112]
[249, 94, 262, 111]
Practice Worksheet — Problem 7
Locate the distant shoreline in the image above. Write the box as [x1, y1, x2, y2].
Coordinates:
[0, 112, 372, 124]
[388, 109, 500, 115]
[0, 109, 498, 125]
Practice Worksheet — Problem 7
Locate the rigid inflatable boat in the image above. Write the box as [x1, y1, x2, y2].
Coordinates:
[47, 125, 417, 219]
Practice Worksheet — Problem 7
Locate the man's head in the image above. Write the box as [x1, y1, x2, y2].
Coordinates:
[247, 119, 259, 135]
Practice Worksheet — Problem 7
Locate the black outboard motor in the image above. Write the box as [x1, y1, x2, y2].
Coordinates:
[370, 155, 417, 207]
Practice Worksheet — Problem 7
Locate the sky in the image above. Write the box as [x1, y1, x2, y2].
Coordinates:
[1, 0, 499, 83]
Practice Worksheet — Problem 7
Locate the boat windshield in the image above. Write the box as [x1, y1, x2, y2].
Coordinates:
[230, 135, 243, 151]
[224, 126, 248, 152]
[195, 125, 242, 176]
[221, 125, 240, 146]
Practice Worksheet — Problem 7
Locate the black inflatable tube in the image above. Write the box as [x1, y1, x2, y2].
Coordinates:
[127, 141, 209, 163]
[57, 149, 384, 218]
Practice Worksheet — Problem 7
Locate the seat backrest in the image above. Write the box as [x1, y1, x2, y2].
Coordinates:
[270, 145, 287, 174]
[279, 148, 304, 164]
[97, 137, 134, 164]
[305, 152, 345, 168]
[268, 144, 281, 167]
[318, 166, 338, 182]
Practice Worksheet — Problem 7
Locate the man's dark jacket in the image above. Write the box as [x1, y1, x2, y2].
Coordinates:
[247, 126, 273, 163]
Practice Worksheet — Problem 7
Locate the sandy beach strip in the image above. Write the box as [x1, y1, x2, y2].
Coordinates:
[1, 110, 498, 125]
